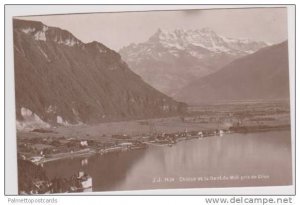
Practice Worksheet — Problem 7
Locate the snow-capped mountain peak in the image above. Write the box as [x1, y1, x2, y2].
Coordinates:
[15, 19, 83, 47]
[119, 27, 269, 96]
[145, 28, 268, 55]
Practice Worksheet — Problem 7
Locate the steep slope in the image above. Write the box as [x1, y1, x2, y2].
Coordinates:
[119, 28, 268, 96]
[174, 41, 290, 104]
[13, 19, 186, 129]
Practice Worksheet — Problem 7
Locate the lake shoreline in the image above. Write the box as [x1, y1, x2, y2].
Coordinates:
[43, 129, 292, 193]
[33, 124, 290, 165]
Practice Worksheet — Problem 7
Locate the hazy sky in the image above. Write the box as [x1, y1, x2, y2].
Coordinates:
[16, 7, 288, 51]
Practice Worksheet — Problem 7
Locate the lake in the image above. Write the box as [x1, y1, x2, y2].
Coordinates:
[44, 130, 292, 192]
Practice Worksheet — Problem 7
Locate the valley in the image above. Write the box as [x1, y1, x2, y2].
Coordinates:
[13, 12, 292, 194]
[17, 100, 291, 165]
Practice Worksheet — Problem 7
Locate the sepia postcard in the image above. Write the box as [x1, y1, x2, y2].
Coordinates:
[8, 5, 294, 195]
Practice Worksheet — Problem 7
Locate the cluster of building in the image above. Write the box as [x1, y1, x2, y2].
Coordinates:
[20, 170, 92, 194]
[18, 127, 230, 166]
[98, 141, 148, 155]
[147, 129, 226, 146]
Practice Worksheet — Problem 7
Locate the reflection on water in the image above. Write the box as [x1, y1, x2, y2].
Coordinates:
[44, 131, 292, 191]
[45, 149, 146, 191]
[81, 158, 88, 166]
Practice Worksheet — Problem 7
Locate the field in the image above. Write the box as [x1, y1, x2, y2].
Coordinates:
[18, 100, 290, 140]
[17, 100, 291, 160]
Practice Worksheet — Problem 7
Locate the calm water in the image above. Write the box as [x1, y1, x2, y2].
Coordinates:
[44, 131, 292, 191]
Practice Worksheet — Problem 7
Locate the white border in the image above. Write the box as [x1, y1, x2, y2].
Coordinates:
[4, 4, 296, 195]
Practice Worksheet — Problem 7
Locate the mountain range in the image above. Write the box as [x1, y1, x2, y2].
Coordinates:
[13, 19, 290, 129]
[174, 41, 290, 104]
[13, 19, 186, 129]
[119, 28, 269, 96]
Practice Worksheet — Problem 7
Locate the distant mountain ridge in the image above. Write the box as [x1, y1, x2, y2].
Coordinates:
[174, 41, 290, 104]
[119, 28, 269, 96]
[147, 28, 268, 55]
[13, 19, 186, 129]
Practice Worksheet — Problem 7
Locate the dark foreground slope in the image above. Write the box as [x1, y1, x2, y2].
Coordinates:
[175, 41, 290, 104]
[14, 19, 186, 126]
